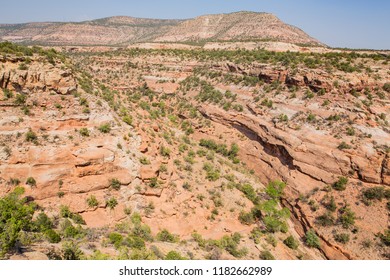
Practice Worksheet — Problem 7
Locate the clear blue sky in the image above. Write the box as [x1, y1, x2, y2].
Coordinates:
[1, 0, 389, 49]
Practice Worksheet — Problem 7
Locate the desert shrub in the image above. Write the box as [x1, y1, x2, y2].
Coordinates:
[333, 177, 348, 191]
[305, 229, 320, 248]
[108, 232, 123, 248]
[25, 130, 38, 142]
[149, 177, 159, 188]
[315, 212, 335, 227]
[215, 233, 247, 258]
[325, 196, 337, 212]
[379, 230, 390, 246]
[79, 128, 90, 137]
[122, 115, 133, 126]
[60, 205, 72, 218]
[199, 139, 239, 162]
[8, 178, 20, 186]
[106, 197, 118, 209]
[337, 141, 351, 150]
[45, 229, 61, 243]
[259, 250, 275, 260]
[34, 212, 53, 231]
[89, 250, 110, 260]
[3, 88, 13, 99]
[131, 223, 153, 242]
[265, 181, 286, 200]
[383, 83, 390, 93]
[62, 241, 84, 260]
[15, 94, 27, 105]
[0, 187, 36, 256]
[124, 236, 145, 249]
[362, 187, 390, 201]
[283, 235, 298, 249]
[203, 163, 220, 181]
[263, 216, 288, 233]
[98, 123, 111, 133]
[25, 177, 36, 187]
[334, 233, 350, 244]
[156, 229, 177, 243]
[165, 251, 186, 260]
[110, 178, 121, 190]
[160, 145, 171, 157]
[70, 213, 86, 225]
[237, 183, 258, 203]
[339, 207, 356, 229]
[61, 219, 84, 239]
[87, 195, 99, 208]
[238, 211, 255, 225]
[139, 157, 150, 165]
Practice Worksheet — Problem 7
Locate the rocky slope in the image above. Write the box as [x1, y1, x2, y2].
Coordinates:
[0, 12, 321, 46]
[67, 46, 389, 259]
[0, 43, 389, 260]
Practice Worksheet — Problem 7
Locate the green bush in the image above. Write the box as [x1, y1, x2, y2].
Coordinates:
[333, 177, 348, 191]
[199, 139, 239, 162]
[237, 183, 258, 203]
[60, 205, 72, 218]
[334, 233, 350, 244]
[71, 213, 86, 225]
[62, 241, 84, 260]
[160, 146, 171, 157]
[339, 207, 356, 229]
[259, 250, 275, 260]
[122, 115, 133, 126]
[34, 212, 53, 231]
[61, 219, 83, 239]
[0, 187, 36, 256]
[106, 197, 118, 209]
[124, 236, 145, 249]
[79, 128, 90, 137]
[203, 163, 220, 181]
[305, 229, 320, 248]
[98, 123, 111, 133]
[87, 195, 99, 208]
[315, 212, 335, 227]
[165, 251, 186, 260]
[265, 181, 286, 200]
[383, 83, 390, 93]
[363, 187, 390, 201]
[238, 211, 256, 225]
[263, 216, 287, 233]
[108, 232, 123, 248]
[3, 88, 13, 99]
[156, 229, 177, 243]
[25, 130, 38, 142]
[379, 230, 390, 246]
[110, 178, 121, 190]
[337, 141, 352, 150]
[25, 177, 36, 187]
[45, 229, 61, 243]
[283, 235, 298, 249]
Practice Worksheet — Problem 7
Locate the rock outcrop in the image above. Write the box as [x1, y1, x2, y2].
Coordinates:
[0, 56, 77, 94]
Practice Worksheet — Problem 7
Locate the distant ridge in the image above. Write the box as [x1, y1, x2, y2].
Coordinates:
[0, 11, 323, 46]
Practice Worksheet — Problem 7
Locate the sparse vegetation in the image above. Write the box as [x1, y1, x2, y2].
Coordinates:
[305, 229, 320, 248]
[333, 177, 348, 191]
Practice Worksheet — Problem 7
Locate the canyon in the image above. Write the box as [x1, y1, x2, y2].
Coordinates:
[0, 12, 389, 260]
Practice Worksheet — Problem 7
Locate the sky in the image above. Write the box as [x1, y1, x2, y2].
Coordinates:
[0, 0, 389, 50]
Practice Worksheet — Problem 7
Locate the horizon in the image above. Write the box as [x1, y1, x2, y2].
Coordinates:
[0, 1, 389, 50]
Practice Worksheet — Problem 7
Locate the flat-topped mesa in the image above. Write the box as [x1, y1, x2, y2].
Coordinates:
[0, 11, 323, 46]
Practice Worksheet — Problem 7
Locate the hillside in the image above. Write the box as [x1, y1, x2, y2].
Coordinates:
[0, 12, 322, 46]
